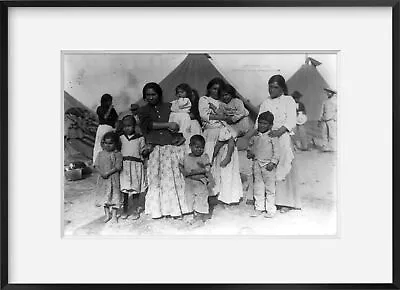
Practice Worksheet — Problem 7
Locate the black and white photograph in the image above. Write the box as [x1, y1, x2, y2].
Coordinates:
[63, 51, 337, 236]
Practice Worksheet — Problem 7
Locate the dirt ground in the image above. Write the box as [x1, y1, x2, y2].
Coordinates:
[63, 149, 336, 236]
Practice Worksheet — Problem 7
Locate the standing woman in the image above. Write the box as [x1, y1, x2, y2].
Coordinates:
[93, 94, 118, 164]
[256, 75, 301, 213]
[138, 82, 189, 219]
[198, 78, 243, 206]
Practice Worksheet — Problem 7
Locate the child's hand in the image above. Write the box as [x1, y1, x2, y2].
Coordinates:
[101, 172, 109, 179]
[266, 162, 276, 171]
[197, 162, 206, 168]
[247, 151, 255, 160]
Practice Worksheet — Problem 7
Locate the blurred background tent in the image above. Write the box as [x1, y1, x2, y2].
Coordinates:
[287, 57, 330, 121]
[64, 91, 98, 164]
[286, 57, 332, 146]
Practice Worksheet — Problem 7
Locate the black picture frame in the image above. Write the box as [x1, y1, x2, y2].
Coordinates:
[1, 1, 399, 289]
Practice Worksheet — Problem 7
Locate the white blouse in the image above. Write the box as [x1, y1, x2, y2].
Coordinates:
[257, 95, 297, 132]
[198, 96, 223, 128]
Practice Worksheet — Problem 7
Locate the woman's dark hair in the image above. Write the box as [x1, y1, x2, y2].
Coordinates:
[190, 134, 206, 147]
[221, 84, 237, 98]
[258, 111, 274, 125]
[206, 77, 225, 97]
[191, 89, 200, 104]
[142, 82, 163, 103]
[268, 75, 288, 95]
[101, 131, 121, 151]
[190, 89, 202, 126]
[176, 83, 193, 99]
[100, 93, 113, 107]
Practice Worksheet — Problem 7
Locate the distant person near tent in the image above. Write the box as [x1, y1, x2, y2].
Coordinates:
[251, 75, 301, 213]
[319, 88, 337, 152]
[93, 94, 118, 164]
[138, 82, 189, 219]
[291, 90, 309, 151]
[198, 78, 243, 207]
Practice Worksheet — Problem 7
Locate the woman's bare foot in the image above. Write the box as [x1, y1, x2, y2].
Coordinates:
[220, 157, 231, 168]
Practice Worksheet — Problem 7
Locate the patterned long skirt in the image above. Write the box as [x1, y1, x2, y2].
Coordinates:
[144, 145, 189, 218]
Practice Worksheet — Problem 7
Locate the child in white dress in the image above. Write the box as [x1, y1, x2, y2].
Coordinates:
[169, 83, 195, 143]
[119, 115, 149, 220]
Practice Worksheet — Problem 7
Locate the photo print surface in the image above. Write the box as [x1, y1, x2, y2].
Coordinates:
[63, 52, 337, 236]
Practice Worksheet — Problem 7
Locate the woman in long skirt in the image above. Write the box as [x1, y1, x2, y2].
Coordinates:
[255, 75, 301, 212]
[138, 82, 189, 219]
[198, 78, 243, 205]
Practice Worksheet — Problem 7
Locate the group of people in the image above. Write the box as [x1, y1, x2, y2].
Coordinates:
[91, 74, 336, 225]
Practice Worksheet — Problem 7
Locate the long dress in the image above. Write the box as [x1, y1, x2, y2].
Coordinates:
[257, 94, 301, 209]
[120, 134, 147, 195]
[198, 96, 243, 204]
[94, 150, 123, 208]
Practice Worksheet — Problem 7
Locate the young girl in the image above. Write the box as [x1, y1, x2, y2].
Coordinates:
[93, 94, 118, 164]
[94, 131, 123, 224]
[169, 84, 202, 144]
[220, 84, 252, 137]
[119, 115, 149, 220]
[169, 84, 193, 142]
[206, 94, 236, 168]
[179, 135, 215, 224]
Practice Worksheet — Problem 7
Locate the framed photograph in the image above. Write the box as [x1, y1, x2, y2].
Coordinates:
[1, 0, 399, 288]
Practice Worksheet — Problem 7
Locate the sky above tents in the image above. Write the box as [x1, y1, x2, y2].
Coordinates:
[63, 52, 336, 113]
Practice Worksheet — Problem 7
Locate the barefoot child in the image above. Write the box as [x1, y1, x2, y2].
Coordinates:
[94, 131, 123, 223]
[119, 115, 149, 220]
[247, 111, 280, 218]
[179, 135, 215, 224]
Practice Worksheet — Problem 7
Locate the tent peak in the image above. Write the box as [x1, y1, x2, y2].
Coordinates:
[305, 57, 322, 67]
[186, 53, 212, 59]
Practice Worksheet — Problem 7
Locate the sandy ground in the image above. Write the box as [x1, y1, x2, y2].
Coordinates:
[63, 149, 336, 236]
